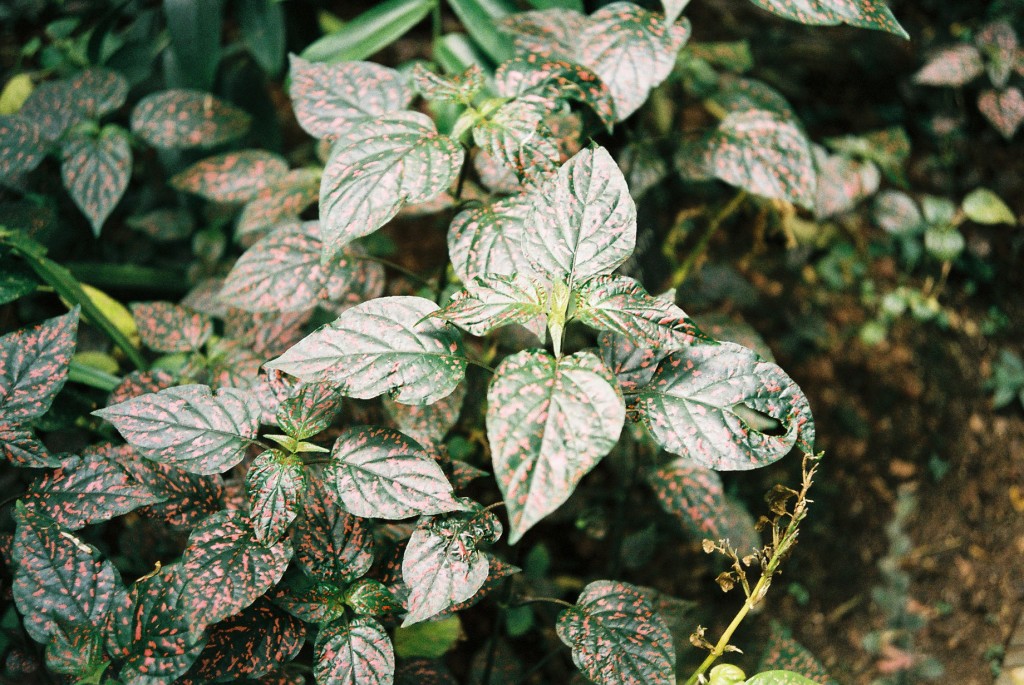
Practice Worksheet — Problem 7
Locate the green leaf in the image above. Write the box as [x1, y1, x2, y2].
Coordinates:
[179, 510, 293, 629]
[598, 330, 664, 394]
[710, 76, 797, 121]
[472, 95, 560, 184]
[825, 126, 910, 185]
[0, 114, 47, 179]
[636, 342, 815, 470]
[288, 56, 413, 139]
[266, 296, 468, 405]
[131, 89, 251, 149]
[383, 382, 467, 447]
[238, 0, 286, 75]
[523, 146, 636, 286]
[707, 109, 816, 209]
[164, 0, 223, 91]
[923, 226, 964, 261]
[320, 111, 464, 259]
[812, 145, 880, 220]
[93, 383, 260, 475]
[346, 578, 403, 617]
[327, 426, 466, 519]
[745, 671, 820, 685]
[294, 474, 375, 584]
[394, 616, 462, 658]
[402, 507, 502, 625]
[45, 623, 106, 678]
[105, 563, 207, 683]
[487, 349, 625, 543]
[130, 301, 213, 353]
[873, 190, 922, 235]
[314, 616, 394, 685]
[662, 0, 690, 23]
[447, 191, 535, 283]
[499, 7, 589, 58]
[446, 0, 517, 63]
[557, 579, 676, 685]
[646, 458, 726, 538]
[170, 149, 290, 202]
[276, 381, 344, 440]
[273, 578, 350, 625]
[435, 274, 548, 336]
[236, 168, 321, 237]
[12, 503, 123, 644]
[913, 45, 984, 86]
[757, 622, 836, 684]
[0, 255, 37, 305]
[301, 0, 435, 64]
[976, 21, 1018, 89]
[0, 308, 79, 425]
[412, 64, 486, 104]
[66, 68, 130, 119]
[744, 0, 907, 38]
[962, 187, 1016, 225]
[495, 56, 616, 130]
[246, 450, 305, 544]
[0, 425, 60, 468]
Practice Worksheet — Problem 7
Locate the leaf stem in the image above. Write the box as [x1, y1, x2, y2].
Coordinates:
[671, 191, 747, 288]
[467, 358, 496, 374]
[511, 596, 574, 609]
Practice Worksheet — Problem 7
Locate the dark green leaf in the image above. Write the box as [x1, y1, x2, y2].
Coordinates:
[276, 381, 343, 440]
[499, 8, 589, 59]
[447, 191, 535, 283]
[131, 89, 251, 149]
[757, 621, 836, 684]
[164, 0, 224, 91]
[294, 473, 375, 584]
[301, 0, 435, 64]
[346, 578, 403, 617]
[108, 369, 178, 405]
[396, 658, 458, 685]
[435, 274, 548, 336]
[0, 308, 79, 424]
[0, 256, 37, 305]
[597, 331, 663, 394]
[239, 0, 286, 75]
[745, 0, 907, 38]
[314, 616, 394, 685]
[273, 578, 350, 624]
[710, 76, 797, 120]
[646, 458, 725, 539]
[0, 115, 47, 179]
[0, 425, 61, 468]
[383, 382, 466, 447]
[170, 149, 290, 202]
[446, 0, 517, 63]
[246, 450, 305, 544]
[68, 68, 129, 118]
[45, 623, 106, 677]
[130, 301, 213, 353]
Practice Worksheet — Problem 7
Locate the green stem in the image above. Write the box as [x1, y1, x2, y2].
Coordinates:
[68, 360, 122, 392]
[671, 191, 747, 288]
[511, 596, 574, 609]
[431, 0, 442, 43]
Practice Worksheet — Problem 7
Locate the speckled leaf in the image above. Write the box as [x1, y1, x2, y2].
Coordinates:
[45, 622, 106, 677]
[186, 599, 305, 682]
[228, 310, 312, 359]
[619, 140, 668, 200]
[246, 450, 305, 544]
[93, 384, 260, 475]
[556, 579, 675, 685]
[487, 349, 625, 543]
[646, 458, 726, 538]
[383, 382, 466, 447]
[105, 563, 207, 683]
[68, 68, 129, 118]
[0, 115, 46, 179]
[523, 147, 636, 285]
[872, 190, 923, 235]
[662, 0, 690, 23]
[0, 424, 61, 467]
[131, 89, 251, 149]
[710, 77, 797, 121]
[276, 382, 343, 440]
[976, 21, 1018, 89]
[23, 452, 164, 530]
[436, 555, 519, 618]
[294, 473, 375, 584]
[448, 192, 535, 283]
[746, 671, 820, 685]
[266, 296, 468, 405]
[636, 342, 815, 470]
[977, 87, 1024, 140]
[745, 0, 907, 37]
[812, 145, 880, 220]
[472, 95, 560, 185]
[327, 426, 466, 519]
[236, 168, 321, 237]
[597, 331, 663, 396]
[127, 208, 195, 241]
[170, 150, 290, 203]
[578, 3, 692, 120]
[498, 56, 616, 130]
[913, 45, 984, 86]
[347, 578, 403, 617]
[499, 8, 589, 58]
[180, 509, 293, 629]
[402, 507, 502, 625]
[109, 369, 178, 405]
[314, 616, 394, 685]
[0, 308, 79, 424]
[319, 111, 463, 260]
[757, 622, 836, 684]
[17, 79, 83, 142]
[413, 64, 485, 103]
[396, 658, 458, 685]
[435, 274, 548, 337]
[12, 503, 122, 644]
[131, 301, 213, 353]
[288, 56, 413, 139]
[273, 579, 349, 624]
[707, 109, 816, 209]
[575, 275, 708, 350]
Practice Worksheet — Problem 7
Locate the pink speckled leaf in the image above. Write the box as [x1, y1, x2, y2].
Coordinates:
[22, 452, 164, 530]
[131, 301, 213, 353]
[646, 458, 726, 538]
[67, 67, 129, 118]
[575, 275, 709, 350]
[710, 76, 797, 120]
[977, 87, 1024, 140]
[435, 274, 548, 337]
[346, 578, 403, 617]
[396, 658, 457, 685]
[0, 424, 61, 467]
[757, 621, 837, 684]
[105, 563, 207, 683]
[45, 622, 106, 677]
[93, 384, 260, 475]
[383, 382, 466, 447]
[170, 150, 290, 203]
[17, 80, 83, 142]
[812, 146, 880, 220]
[0, 115, 47, 179]
[556, 579, 676, 685]
[747, 671, 820, 684]
[707, 109, 817, 209]
[578, 3, 692, 120]
[619, 140, 668, 200]
[327, 426, 466, 520]
[266, 296, 468, 405]
[635, 342, 815, 470]
[180, 509, 293, 630]
[246, 450, 305, 544]
[185, 599, 305, 682]
[474, 147, 524, 194]
[319, 111, 463, 260]
[276, 381, 343, 440]
[976, 21, 1018, 88]
[486, 349, 625, 543]
[412, 64, 485, 104]
[288, 55, 413, 139]
[746, 0, 907, 37]
[436, 554, 519, 619]
[236, 168, 321, 237]
[496, 57, 616, 130]
[0, 308, 79, 424]
[273, 579, 349, 625]
[131, 89, 251, 149]
[208, 338, 264, 390]
[447, 192, 535, 283]
[913, 44, 984, 87]
[498, 8, 589, 57]
[523, 146, 636, 286]
[473, 95, 560, 185]
[12, 503, 123, 645]
[227, 309, 312, 358]
[108, 369, 177, 405]
[314, 616, 394, 685]
[662, 0, 690, 23]
[294, 473, 375, 584]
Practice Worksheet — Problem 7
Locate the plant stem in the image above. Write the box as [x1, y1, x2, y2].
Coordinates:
[671, 191, 747, 288]
[357, 254, 436, 291]
[511, 596, 574, 609]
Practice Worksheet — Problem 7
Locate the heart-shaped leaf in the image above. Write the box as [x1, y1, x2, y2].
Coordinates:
[170, 150, 291, 202]
[913, 44, 984, 86]
[435, 274, 548, 337]
[327, 426, 466, 519]
[60, 128, 131, 236]
[314, 616, 394, 685]
[276, 381, 344, 440]
[812, 146, 880, 220]
[0, 308, 79, 424]
[472, 95, 560, 185]
[522, 146, 636, 286]
[635, 342, 815, 470]
[710, 76, 797, 120]
[273, 578, 349, 625]
[294, 473, 375, 584]
[12, 503, 123, 644]
[346, 578, 403, 617]
[289, 56, 413, 139]
[707, 109, 816, 209]
[402, 507, 502, 625]
[646, 458, 725, 538]
[246, 450, 305, 544]
[448, 192, 535, 283]
[44, 623, 106, 678]
[319, 111, 463, 259]
[976, 21, 1018, 89]
[487, 349, 624, 543]
[412, 64, 485, 104]
[93, 384, 260, 475]
[496, 56, 616, 130]
[977, 87, 1024, 140]
[17, 80, 83, 141]
[131, 301, 213, 353]
[266, 296, 468, 405]
[67, 68, 129, 118]
[236, 168, 322, 237]
[557, 579, 676, 685]
[180, 510, 293, 630]
[757, 621, 836, 683]
[745, 0, 907, 38]
[383, 382, 466, 448]
[872, 190, 923, 235]
[131, 89, 251, 149]
[0, 115, 47, 179]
